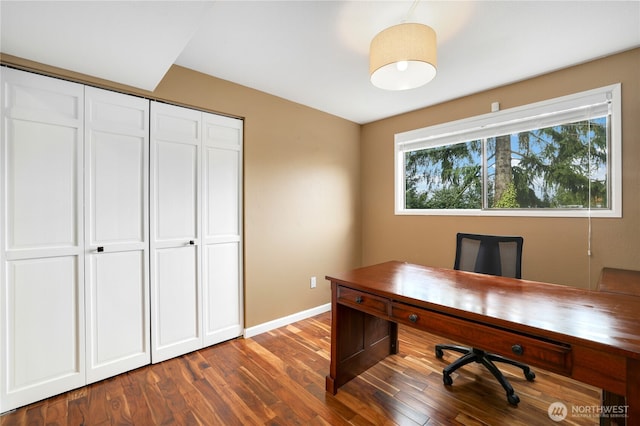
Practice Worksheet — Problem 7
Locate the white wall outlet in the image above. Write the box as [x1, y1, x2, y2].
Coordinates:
[310, 276, 317, 288]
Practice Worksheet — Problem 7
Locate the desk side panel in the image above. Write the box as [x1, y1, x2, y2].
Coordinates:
[326, 283, 397, 394]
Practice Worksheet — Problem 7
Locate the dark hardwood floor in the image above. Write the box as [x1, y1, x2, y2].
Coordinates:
[1, 311, 602, 425]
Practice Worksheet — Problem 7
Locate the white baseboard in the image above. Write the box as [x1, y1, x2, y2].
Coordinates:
[243, 303, 331, 338]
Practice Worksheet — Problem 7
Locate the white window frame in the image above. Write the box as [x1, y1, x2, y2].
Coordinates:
[395, 84, 622, 217]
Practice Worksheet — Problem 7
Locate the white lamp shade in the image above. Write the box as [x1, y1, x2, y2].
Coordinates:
[370, 23, 437, 91]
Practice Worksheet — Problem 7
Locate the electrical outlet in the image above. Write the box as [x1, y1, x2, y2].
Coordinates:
[310, 276, 317, 289]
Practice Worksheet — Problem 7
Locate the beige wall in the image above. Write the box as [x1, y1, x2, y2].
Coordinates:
[0, 55, 362, 328]
[361, 48, 640, 289]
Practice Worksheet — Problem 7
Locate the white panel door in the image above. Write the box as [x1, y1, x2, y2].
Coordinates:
[150, 102, 202, 363]
[0, 67, 85, 412]
[84, 87, 150, 383]
[202, 113, 243, 346]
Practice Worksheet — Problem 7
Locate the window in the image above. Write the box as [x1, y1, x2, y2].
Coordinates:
[395, 84, 621, 217]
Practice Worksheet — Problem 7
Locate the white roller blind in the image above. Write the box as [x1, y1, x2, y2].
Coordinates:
[396, 84, 618, 152]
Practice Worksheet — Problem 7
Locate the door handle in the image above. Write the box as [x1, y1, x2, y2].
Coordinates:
[189, 240, 195, 245]
[96, 246, 104, 253]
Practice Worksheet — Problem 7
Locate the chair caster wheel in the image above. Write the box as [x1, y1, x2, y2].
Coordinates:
[435, 348, 444, 358]
[525, 370, 536, 381]
[443, 372, 453, 386]
[507, 393, 520, 406]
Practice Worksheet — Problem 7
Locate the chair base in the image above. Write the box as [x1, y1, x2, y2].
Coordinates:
[435, 344, 536, 406]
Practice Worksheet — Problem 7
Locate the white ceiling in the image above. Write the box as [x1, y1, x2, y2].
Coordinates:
[1, 1, 639, 124]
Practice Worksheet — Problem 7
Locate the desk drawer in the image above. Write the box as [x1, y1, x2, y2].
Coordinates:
[338, 286, 390, 317]
[391, 302, 573, 375]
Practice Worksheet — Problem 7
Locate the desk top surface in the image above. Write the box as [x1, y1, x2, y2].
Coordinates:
[326, 261, 640, 358]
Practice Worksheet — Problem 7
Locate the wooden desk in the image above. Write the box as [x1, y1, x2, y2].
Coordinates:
[325, 261, 640, 423]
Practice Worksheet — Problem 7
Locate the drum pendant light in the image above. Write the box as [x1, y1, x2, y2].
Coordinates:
[369, 22, 437, 91]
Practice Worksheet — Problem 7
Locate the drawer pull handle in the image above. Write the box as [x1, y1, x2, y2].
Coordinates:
[408, 313, 418, 323]
[97, 246, 104, 253]
[512, 344, 524, 356]
[189, 240, 195, 245]
[355, 296, 363, 304]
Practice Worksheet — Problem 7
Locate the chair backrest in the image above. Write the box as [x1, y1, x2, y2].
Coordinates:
[454, 233, 523, 279]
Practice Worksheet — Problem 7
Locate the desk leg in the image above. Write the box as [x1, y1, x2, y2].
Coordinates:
[625, 358, 639, 425]
[326, 302, 397, 394]
[600, 391, 626, 426]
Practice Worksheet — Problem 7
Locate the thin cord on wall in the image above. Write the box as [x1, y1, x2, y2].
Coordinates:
[588, 209, 592, 290]
[587, 117, 593, 290]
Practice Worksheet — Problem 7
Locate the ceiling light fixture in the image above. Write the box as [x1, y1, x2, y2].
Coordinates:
[369, 2, 437, 91]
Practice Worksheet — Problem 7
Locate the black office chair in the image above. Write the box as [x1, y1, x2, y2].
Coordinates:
[435, 233, 535, 405]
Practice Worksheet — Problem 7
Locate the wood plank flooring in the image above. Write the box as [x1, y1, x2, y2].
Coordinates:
[1, 312, 603, 425]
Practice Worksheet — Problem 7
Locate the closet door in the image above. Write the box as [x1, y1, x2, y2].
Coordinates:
[150, 102, 202, 363]
[0, 67, 85, 412]
[84, 87, 150, 383]
[202, 113, 243, 346]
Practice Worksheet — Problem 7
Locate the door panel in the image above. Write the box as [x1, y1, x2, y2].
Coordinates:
[203, 117, 242, 147]
[203, 242, 242, 345]
[6, 120, 79, 249]
[3, 69, 81, 124]
[90, 132, 145, 243]
[86, 251, 147, 380]
[202, 113, 243, 346]
[203, 113, 242, 240]
[154, 140, 198, 240]
[1, 67, 85, 412]
[203, 147, 240, 238]
[153, 246, 201, 360]
[150, 102, 202, 363]
[84, 87, 150, 383]
[86, 87, 148, 247]
[7, 257, 83, 392]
